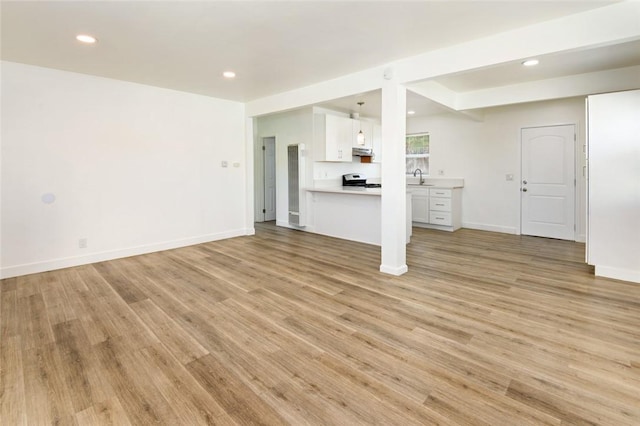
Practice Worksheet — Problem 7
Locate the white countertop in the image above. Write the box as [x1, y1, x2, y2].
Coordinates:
[306, 186, 381, 196]
[407, 184, 463, 189]
[406, 177, 464, 188]
[307, 186, 418, 195]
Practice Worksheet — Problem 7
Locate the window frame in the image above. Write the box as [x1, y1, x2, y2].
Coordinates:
[405, 132, 430, 176]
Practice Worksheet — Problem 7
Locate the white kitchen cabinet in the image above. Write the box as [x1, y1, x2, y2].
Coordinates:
[372, 123, 382, 163]
[410, 187, 430, 223]
[410, 186, 462, 231]
[314, 113, 353, 162]
[352, 119, 373, 148]
[349, 119, 381, 162]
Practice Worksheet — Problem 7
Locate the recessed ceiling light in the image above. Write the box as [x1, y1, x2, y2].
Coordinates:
[223, 71, 236, 79]
[76, 34, 97, 44]
[407, 110, 416, 115]
[522, 59, 539, 67]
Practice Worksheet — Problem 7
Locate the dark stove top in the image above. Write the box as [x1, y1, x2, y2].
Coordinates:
[343, 183, 381, 189]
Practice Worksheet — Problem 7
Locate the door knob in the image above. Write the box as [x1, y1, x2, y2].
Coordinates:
[522, 188, 528, 192]
[523, 180, 528, 184]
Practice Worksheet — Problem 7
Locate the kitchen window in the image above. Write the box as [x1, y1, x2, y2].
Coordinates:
[406, 132, 429, 175]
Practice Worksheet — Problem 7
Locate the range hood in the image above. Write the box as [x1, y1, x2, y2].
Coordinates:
[352, 147, 374, 157]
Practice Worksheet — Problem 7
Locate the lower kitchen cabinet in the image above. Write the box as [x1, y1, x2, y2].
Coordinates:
[410, 186, 462, 231]
[411, 187, 430, 223]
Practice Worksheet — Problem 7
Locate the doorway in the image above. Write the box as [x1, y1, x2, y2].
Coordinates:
[263, 137, 276, 221]
[521, 125, 575, 240]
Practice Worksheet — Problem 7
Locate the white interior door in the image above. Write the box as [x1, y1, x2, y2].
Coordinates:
[521, 125, 575, 240]
[264, 137, 276, 221]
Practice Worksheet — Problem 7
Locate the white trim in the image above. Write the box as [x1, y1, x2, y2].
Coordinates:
[0, 229, 250, 279]
[462, 222, 519, 235]
[379, 263, 408, 276]
[595, 265, 640, 284]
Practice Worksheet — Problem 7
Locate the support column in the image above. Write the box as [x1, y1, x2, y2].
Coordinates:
[380, 77, 408, 275]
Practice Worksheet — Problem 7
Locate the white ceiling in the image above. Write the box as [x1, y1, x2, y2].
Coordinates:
[1, 0, 618, 103]
[433, 39, 640, 93]
[317, 90, 451, 119]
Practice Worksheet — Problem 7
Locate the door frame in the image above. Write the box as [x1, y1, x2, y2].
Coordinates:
[263, 137, 276, 221]
[255, 136, 276, 223]
[519, 122, 579, 240]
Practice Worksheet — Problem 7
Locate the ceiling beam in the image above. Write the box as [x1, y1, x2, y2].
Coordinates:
[397, 1, 640, 85]
[407, 83, 484, 122]
[457, 65, 640, 110]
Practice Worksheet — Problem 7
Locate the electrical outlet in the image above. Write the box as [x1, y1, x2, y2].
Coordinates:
[438, 169, 445, 176]
[506, 174, 514, 181]
[79, 238, 87, 249]
[221, 161, 228, 168]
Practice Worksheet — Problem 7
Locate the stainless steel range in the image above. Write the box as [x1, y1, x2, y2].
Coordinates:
[342, 173, 381, 188]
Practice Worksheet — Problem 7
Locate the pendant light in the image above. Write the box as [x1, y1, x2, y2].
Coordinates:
[356, 102, 365, 145]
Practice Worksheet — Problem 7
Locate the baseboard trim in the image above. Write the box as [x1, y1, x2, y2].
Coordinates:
[462, 222, 518, 235]
[0, 228, 250, 279]
[379, 264, 408, 276]
[276, 220, 293, 228]
[595, 265, 640, 284]
[275, 220, 309, 231]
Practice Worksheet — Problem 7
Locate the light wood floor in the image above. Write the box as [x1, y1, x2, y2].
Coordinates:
[2, 223, 640, 425]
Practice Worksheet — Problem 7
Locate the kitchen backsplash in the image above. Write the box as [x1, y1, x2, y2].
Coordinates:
[313, 161, 380, 182]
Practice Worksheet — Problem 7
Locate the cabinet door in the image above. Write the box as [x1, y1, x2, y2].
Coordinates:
[325, 115, 352, 162]
[352, 119, 374, 148]
[372, 123, 382, 163]
[411, 188, 430, 223]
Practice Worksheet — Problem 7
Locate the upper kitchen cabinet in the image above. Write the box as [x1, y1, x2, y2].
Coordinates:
[314, 113, 353, 162]
[371, 123, 382, 163]
[352, 119, 373, 148]
[352, 120, 382, 163]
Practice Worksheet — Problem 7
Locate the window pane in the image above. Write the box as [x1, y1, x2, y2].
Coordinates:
[406, 133, 429, 155]
[406, 133, 429, 175]
[406, 156, 429, 175]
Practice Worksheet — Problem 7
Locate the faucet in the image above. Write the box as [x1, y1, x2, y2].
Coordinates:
[413, 168, 424, 185]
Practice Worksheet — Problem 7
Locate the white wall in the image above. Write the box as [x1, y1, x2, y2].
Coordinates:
[255, 108, 314, 227]
[407, 97, 586, 239]
[1, 61, 247, 278]
[313, 162, 381, 183]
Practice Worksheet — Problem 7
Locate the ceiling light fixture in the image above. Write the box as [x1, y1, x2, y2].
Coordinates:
[356, 102, 365, 146]
[223, 71, 236, 78]
[76, 34, 97, 44]
[522, 59, 539, 67]
[407, 110, 416, 115]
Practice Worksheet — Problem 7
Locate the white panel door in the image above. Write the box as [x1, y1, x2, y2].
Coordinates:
[264, 137, 276, 221]
[521, 125, 575, 240]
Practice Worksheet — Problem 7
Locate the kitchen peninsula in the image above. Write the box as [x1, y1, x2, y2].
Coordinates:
[306, 185, 411, 246]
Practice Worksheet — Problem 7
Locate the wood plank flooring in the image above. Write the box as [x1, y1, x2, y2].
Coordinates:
[2, 223, 640, 425]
